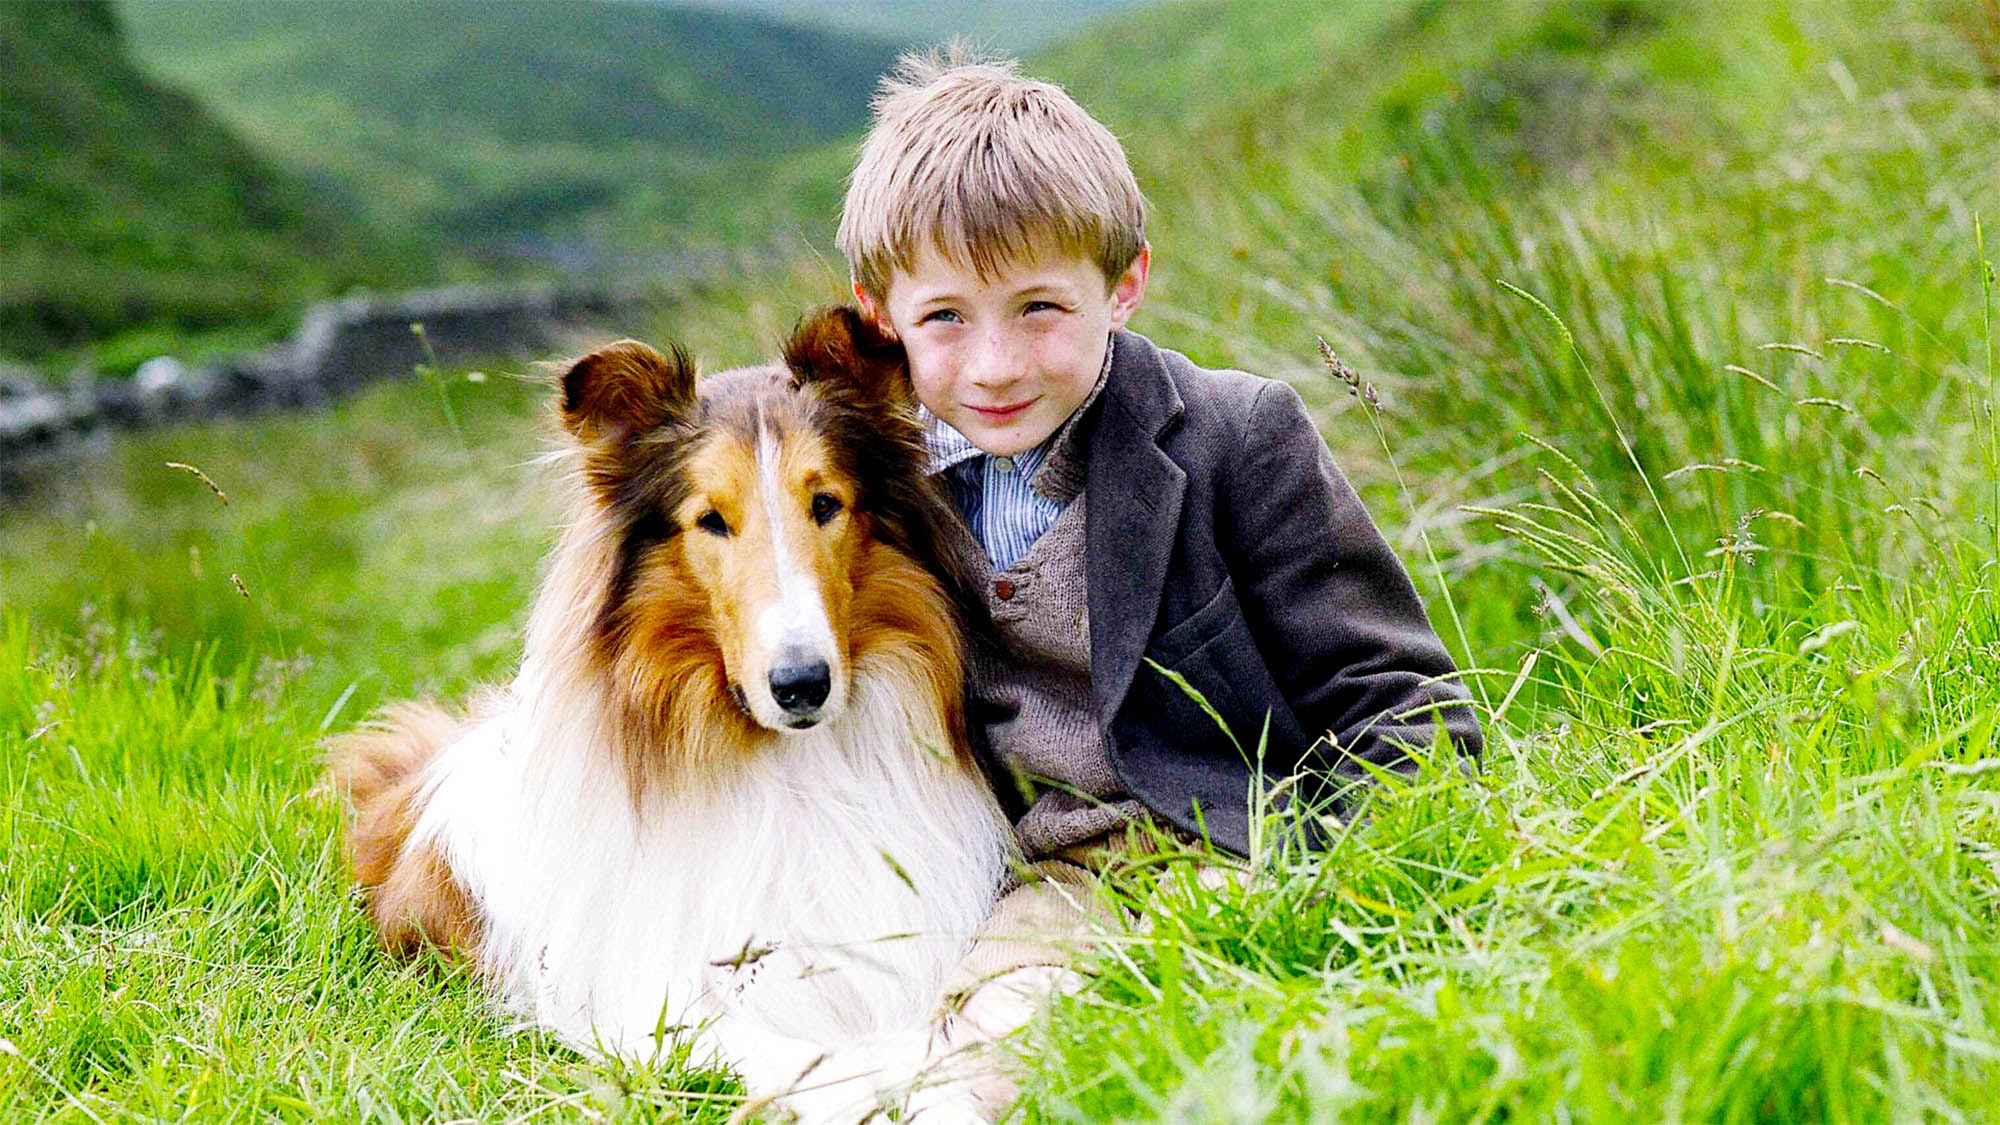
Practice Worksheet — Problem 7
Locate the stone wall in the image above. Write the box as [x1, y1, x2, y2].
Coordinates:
[1, 283, 635, 489]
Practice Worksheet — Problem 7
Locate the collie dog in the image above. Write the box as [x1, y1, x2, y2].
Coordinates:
[330, 307, 1015, 1122]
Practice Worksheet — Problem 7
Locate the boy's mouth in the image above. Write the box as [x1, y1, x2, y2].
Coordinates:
[966, 399, 1035, 422]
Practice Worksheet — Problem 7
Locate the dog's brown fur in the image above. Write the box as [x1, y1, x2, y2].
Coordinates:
[330, 698, 486, 955]
[327, 307, 980, 963]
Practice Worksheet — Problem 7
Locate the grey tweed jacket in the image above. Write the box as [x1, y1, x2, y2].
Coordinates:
[978, 328, 1483, 856]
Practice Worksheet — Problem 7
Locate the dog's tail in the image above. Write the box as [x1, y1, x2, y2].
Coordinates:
[324, 700, 483, 957]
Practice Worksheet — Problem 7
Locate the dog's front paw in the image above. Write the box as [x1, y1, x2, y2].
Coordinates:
[730, 1049, 885, 1125]
[748, 1081, 883, 1125]
[895, 1089, 999, 1125]
[878, 1034, 1012, 1125]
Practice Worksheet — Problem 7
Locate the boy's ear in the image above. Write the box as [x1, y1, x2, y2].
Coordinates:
[850, 279, 897, 339]
[557, 338, 695, 444]
[1107, 242, 1151, 330]
[784, 304, 911, 409]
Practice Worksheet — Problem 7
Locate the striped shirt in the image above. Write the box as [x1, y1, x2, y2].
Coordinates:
[923, 336, 1114, 571]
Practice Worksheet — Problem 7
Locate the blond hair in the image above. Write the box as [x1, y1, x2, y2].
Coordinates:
[837, 45, 1147, 299]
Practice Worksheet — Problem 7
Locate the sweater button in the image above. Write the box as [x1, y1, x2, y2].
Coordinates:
[993, 578, 1016, 600]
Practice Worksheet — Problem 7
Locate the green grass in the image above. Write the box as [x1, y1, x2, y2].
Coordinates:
[0, 365, 551, 708]
[0, 620, 749, 1122]
[6, 0, 2000, 1119]
[1016, 493, 2000, 1120]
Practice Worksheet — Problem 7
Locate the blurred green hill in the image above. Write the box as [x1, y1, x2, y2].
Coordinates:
[0, 0, 411, 363]
[2, 0, 912, 369]
[648, 0, 1151, 49]
[116, 0, 902, 261]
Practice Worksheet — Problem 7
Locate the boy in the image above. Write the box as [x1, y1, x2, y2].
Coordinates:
[835, 46, 1482, 1104]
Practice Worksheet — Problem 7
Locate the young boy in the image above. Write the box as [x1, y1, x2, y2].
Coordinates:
[835, 46, 1482, 1102]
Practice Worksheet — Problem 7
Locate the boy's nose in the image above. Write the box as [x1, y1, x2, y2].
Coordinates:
[966, 332, 1026, 388]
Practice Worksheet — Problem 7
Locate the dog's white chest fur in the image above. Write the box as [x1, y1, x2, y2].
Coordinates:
[410, 659, 1013, 1060]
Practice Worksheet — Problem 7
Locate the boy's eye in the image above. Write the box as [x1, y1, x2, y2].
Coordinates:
[1024, 301, 1063, 314]
[918, 309, 962, 325]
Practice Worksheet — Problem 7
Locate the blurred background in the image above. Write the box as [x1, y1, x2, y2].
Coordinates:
[4, 0, 1999, 709]
[1, 0, 1148, 375]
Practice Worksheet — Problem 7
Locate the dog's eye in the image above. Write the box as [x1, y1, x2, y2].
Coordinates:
[810, 493, 843, 526]
[696, 510, 731, 537]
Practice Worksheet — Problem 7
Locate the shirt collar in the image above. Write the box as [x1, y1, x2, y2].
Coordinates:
[922, 408, 985, 475]
[922, 333, 1117, 478]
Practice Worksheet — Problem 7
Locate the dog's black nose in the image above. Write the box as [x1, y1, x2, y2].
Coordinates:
[769, 661, 831, 714]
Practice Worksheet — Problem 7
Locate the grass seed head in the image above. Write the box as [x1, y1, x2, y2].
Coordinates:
[1724, 364, 1781, 392]
[164, 461, 230, 506]
[1316, 336, 1382, 409]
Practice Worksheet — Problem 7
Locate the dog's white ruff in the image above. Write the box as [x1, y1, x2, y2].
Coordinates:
[409, 643, 1013, 1118]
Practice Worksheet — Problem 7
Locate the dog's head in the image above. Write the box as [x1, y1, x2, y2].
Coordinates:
[555, 307, 966, 749]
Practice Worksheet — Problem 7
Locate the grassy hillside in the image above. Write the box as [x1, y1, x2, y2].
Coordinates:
[1054, 0, 2000, 603]
[5, 0, 2000, 1119]
[0, 1, 412, 364]
[118, 0, 902, 257]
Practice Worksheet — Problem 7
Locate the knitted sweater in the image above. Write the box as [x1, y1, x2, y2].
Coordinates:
[932, 346, 1144, 857]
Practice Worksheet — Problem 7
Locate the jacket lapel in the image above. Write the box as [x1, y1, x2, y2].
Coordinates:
[1087, 330, 1186, 723]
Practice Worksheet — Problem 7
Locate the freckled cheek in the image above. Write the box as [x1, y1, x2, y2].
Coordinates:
[1052, 325, 1105, 382]
[1029, 337, 1075, 387]
[907, 357, 959, 412]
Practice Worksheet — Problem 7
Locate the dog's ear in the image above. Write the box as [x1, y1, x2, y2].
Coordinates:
[558, 339, 696, 444]
[783, 305, 911, 409]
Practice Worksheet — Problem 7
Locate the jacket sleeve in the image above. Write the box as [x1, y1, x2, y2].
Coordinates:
[1220, 379, 1483, 782]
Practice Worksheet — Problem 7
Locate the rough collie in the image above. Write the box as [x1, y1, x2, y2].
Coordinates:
[330, 307, 1015, 1123]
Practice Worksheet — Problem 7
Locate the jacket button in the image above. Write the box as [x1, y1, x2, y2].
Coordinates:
[993, 578, 1016, 600]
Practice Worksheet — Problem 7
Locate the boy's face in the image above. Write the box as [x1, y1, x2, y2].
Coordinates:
[855, 240, 1149, 456]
